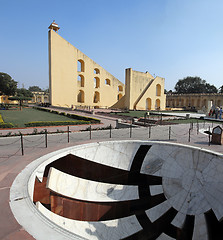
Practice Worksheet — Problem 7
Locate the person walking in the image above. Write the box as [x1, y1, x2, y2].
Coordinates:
[219, 107, 222, 120]
[215, 108, 219, 119]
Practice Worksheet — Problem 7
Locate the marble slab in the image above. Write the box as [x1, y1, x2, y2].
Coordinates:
[47, 167, 139, 202]
[36, 201, 142, 240]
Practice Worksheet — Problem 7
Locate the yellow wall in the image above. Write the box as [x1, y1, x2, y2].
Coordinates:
[49, 29, 166, 111]
[124, 68, 166, 110]
[0, 95, 17, 104]
[49, 30, 125, 109]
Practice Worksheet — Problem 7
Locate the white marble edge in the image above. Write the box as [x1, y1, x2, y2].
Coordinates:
[36, 201, 142, 240]
[47, 167, 139, 202]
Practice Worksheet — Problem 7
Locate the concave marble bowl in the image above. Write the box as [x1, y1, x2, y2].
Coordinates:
[10, 140, 223, 240]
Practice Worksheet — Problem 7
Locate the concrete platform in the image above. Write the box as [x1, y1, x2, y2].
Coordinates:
[9, 140, 223, 239]
[1, 121, 223, 239]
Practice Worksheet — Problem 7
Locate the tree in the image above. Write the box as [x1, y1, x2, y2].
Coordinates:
[28, 86, 42, 92]
[174, 76, 217, 94]
[0, 72, 17, 96]
[219, 85, 223, 93]
[204, 83, 218, 93]
[16, 88, 33, 98]
[8, 96, 32, 110]
[8, 88, 33, 110]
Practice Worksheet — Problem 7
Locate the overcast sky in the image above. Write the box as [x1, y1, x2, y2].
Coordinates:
[1, 0, 223, 91]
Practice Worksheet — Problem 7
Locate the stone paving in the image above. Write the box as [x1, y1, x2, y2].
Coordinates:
[0, 110, 223, 239]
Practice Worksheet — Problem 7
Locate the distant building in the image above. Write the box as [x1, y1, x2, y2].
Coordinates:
[31, 91, 49, 104]
[166, 93, 223, 111]
[48, 22, 166, 110]
[0, 92, 49, 105]
[0, 95, 10, 104]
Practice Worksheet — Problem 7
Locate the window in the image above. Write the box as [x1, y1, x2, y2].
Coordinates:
[146, 98, 152, 110]
[77, 59, 85, 72]
[181, 99, 184, 106]
[93, 91, 100, 103]
[78, 75, 84, 87]
[155, 99, 160, 109]
[105, 79, 111, 86]
[77, 90, 84, 103]
[117, 93, 123, 100]
[118, 85, 123, 92]
[156, 84, 161, 96]
[94, 68, 100, 74]
[37, 96, 42, 103]
[94, 77, 100, 88]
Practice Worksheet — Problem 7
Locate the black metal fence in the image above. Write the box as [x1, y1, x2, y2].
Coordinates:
[0, 122, 221, 159]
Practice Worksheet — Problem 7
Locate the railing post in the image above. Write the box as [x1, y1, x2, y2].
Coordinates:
[90, 125, 92, 139]
[110, 124, 112, 138]
[208, 126, 211, 146]
[130, 123, 132, 138]
[169, 126, 171, 140]
[149, 125, 151, 138]
[67, 126, 70, 143]
[45, 129, 48, 148]
[188, 128, 191, 142]
[20, 133, 24, 155]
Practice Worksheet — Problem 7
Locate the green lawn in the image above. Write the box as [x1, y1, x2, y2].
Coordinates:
[111, 111, 148, 118]
[0, 108, 80, 128]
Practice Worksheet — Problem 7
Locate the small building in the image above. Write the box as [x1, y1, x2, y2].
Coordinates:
[166, 93, 223, 111]
[31, 91, 49, 104]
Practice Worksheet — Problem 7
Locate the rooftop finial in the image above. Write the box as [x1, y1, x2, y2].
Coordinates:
[48, 21, 60, 32]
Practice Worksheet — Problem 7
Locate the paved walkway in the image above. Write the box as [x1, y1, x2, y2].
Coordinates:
[1, 110, 223, 239]
[153, 111, 206, 119]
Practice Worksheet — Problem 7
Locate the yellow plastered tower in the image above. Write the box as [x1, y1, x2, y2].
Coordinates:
[48, 22, 124, 109]
[48, 22, 166, 110]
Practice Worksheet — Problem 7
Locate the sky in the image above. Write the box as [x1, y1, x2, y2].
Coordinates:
[1, 0, 223, 91]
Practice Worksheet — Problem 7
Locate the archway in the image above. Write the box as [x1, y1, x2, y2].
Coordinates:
[77, 90, 84, 103]
[156, 84, 161, 96]
[117, 93, 123, 100]
[146, 98, 152, 110]
[93, 91, 100, 103]
[155, 99, 160, 110]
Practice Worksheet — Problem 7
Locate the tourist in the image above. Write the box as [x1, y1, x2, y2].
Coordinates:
[209, 109, 212, 116]
[219, 107, 222, 120]
[212, 109, 215, 118]
[215, 108, 219, 119]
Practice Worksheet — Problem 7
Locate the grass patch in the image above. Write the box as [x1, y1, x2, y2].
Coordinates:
[25, 120, 90, 127]
[0, 108, 92, 128]
[110, 111, 148, 118]
[164, 118, 208, 124]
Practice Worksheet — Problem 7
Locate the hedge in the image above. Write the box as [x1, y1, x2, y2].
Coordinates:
[0, 114, 4, 123]
[0, 115, 14, 128]
[25, 120, 91, 127]
[0, 123, 15, 128]
[66, 113, 100, 123]
[33, 107, 101, 123]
